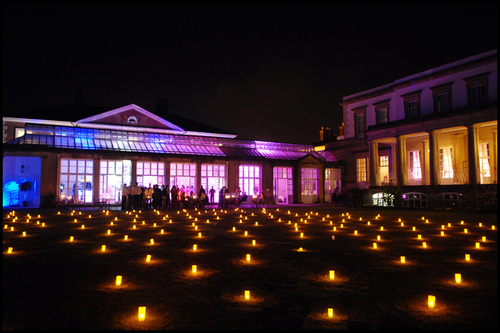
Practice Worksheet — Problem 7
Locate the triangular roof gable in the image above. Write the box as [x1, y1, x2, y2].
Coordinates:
[297, 153, 324, 164]
[76, 104, 184, 131]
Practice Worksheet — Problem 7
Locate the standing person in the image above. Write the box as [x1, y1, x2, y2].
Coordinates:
[198, 185, 206, 201]
[218, 186, 225, 208]
[132, 182, 141, 210]
[235, 187, 242, 206]
[209, 186, 216, 204]
[171, 185, 177, 208]
[165, 184, 171, 209]
[161, 185, 167, 210]
[121, 183, 128, 211]
[144, 185, 153, 210]
[153, 184, 162, 210]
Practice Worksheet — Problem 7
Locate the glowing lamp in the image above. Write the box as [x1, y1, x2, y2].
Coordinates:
[492, 225, 496, 230]
[133, 225, 136, 229]
[8, 247, 13, 253]
[192, 265, 197, 273]
[373, 243, 377, 249]
[333, 227, 336, 231]
[298, 247, 304, 252]
[101, 245, 106, 252]
[482, 236, 486, 242]
[377, 235, 381, 241]
[412, 226, 416, 231]
[233, 227, 236, 231]
[70, 236, 74, 242]
[124, 235, 128, 240]
[22, 231, 26, 236]
[161, 229, 164, 234]
[428, 295, 436, 308]
[475, 242, 480, 248]
[246, 254, 251, 262]
[422, 242, 427, 248]
[465, 254, 470, 261]
[11, 226, 14, 231]
[340, 224, 343, 228]
[329, 270, 335, 280]
[193, 244, 197, 251]
[464, 228, 468, 233]
[400, 256, 405, 263]
[401, 222, 404, 226]
[398, 218, 401, 222]
[380, 226, 384, 230]
[150, 239, 154, 244]
[245, 290, 250, 300]
[252, 240, 256, 245]
[455, 273, 461, 284]
[440, 231, 444, 236]
[146, 254, 151, 262]
[418, 234, 422, 239]
[354, 230, 358, 235]
[138, 306, 146, 321]
[328, 308, 333, 318]
[198, 232, 202, 237]
[448, 223, 451, 227]
[116, 275, 122, 286]
[107, 230, 111, 235]
[244, 231, 248, 236]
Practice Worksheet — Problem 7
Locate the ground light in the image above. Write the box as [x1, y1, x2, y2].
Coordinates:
[328, 308, 334, 318]
[400, 256, 405, 263]
[193, 244, 197, 251]
[329, 270, 335, 280]
[428, 295, 436, 308]
[192, 265, 197, 273]
[244, 290, 250, 300]
[455, 273, 461, 284]
[465, 254, 470, 261]
[116, 275, 122, 286]
[138, 306, 146, 321]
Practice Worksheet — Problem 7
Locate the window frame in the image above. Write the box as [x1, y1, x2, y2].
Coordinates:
[463, 73, 489, 106]
[430, 82, 452, 113]
[402, 91, 422, 119]
[373, 100, 390, 125]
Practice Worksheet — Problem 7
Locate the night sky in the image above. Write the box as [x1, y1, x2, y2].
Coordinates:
[2, 3, 497, 144]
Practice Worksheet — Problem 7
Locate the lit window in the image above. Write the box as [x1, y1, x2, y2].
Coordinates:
[479, 143, 491, 184]
[357, 158, 367, 182]
[409, 151, 422, 181]
[439, 147, 453, 180]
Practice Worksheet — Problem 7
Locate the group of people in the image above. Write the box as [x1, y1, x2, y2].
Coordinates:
[120, 183, 215, 211]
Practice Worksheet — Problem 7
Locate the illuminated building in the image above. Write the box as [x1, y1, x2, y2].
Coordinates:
[3, 99, 338, 207]
[318, 49, 497, 210]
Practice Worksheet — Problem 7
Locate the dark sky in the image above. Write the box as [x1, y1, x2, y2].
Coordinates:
[3, 3, 497, 144]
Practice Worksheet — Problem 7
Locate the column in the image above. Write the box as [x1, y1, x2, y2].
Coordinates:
[428, 130, 440, 186]
[396, 136, 406, 186]
[467, 125, 479, 185]
[369, 140, 379, 187]
[389, 142, 397, 185]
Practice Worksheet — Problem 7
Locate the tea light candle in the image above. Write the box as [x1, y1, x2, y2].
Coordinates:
[475, 242, 480, 248]
[481, 236, 486, 242]
[150, 239, 154, 244]
[465, 254, 470, 261]
[252, 240, 256, 245]
[329, 270, 335, 280]
[138, 306, 146, 321]
[245, 290, 250, 300]
[246, 254, 251, 262]
[400, 256, 405, 263]
[146, 254, 151, 262]
[192, 265, 197, 273]
[124, 235, 128, 240]
[373, 243, 377, 249]
[70, 236, 74, 242]
[328, 308, 333, 318]
[193, 244, 197, 251]
[116, 275, 122, 286]
[428, 295, 436, 308]
[422, 242, 427, 248]
[455, 273, 461, 284]
[7, 247, 13, 253]
[101, 245, 106, 251]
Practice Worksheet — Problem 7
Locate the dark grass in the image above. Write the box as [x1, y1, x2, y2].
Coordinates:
[3, 205, 497, 330]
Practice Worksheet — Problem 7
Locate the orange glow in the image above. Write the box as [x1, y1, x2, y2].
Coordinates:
[146, 254, 151, 262]
[192, 265, 197, 273]
[373, 243, 377, 249]
[328, 308, 333, 318]
[465, 254, 470, 261]
[400, 256, 405, 263]
[455, 273, 461, 284]
[244, 290, 250, 300]
[428, 295, 436, 308]
[7, 247, 13, 253]
[70, 236, 74, 242]
[116, 275, 122, 286]
[101, 245, 106, 251]
[329, 270, 335, 280]
[475, 242, 480, 248]
[246, 254, 251, 262]
[138, 306, 146, 321]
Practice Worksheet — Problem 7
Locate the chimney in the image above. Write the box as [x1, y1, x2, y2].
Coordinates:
[319, 126, 332, 141]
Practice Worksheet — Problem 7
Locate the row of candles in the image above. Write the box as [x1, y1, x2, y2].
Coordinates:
[4, 208, 497, 320]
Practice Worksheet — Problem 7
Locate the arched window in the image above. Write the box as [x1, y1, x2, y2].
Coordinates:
[127, 116, 138, 124]
[435, 192, 467, 210]
[402, 192, 428, 209]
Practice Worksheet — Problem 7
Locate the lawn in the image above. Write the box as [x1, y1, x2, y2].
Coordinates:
[3, 205, 497, 330]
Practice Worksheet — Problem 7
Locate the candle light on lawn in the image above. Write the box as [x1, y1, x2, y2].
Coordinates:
[373, 243, 377, 249]
[482, 236, 486, 242]
[465, 254, 470, 261]
[422, 242, 427, 248]
[192, 265, 197, 273]
[116, 275, 122, 286]
[475, 242, 480, 248]
[101, 245, 106, 252]
[428, 295, 436, 308]
[138, 306, 146, 321]
[193, 244, 197, 251]
[455, 273, 461, 284]
[246, 254, 251, 262]
[146, 254, 151, 262]
[70, 236, 74, 242]
[329, 270, 335, 280]
[328, 308, 333, 318]
[124, 235, 128, 240]
[8, 247, 13, 253]
[150, 239, 154, 244]
[245, 290, 250, 300]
